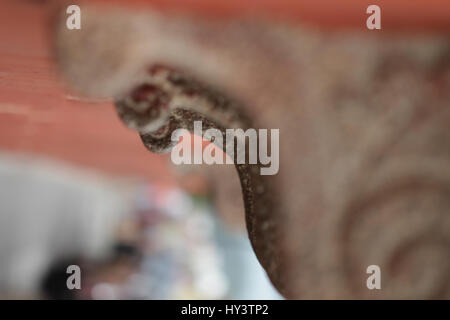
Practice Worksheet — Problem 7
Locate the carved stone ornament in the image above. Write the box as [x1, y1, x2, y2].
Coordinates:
[54, 4, 450, 299]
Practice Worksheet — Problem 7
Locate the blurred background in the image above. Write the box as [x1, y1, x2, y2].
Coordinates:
[0, 0, 281, 299]
[0, 152, 281, 299]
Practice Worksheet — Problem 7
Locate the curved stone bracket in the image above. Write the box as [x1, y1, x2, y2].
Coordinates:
[54, 3, 450, 298]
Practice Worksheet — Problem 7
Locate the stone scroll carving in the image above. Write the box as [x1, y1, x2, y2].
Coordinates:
[54, 4, 450, 298]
